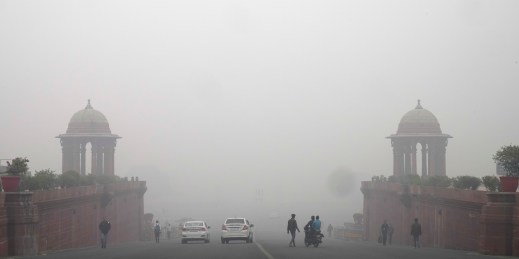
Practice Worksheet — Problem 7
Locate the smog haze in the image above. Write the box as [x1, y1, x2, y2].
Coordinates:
[1, 0, 518, 226]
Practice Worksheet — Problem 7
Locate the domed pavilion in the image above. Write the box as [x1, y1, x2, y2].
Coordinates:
[387, 100, 452, 177]
[57, 100, 121, 175]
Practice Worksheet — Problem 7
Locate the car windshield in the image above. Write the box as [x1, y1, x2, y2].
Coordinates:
[185, 222, 204, 227]
[226, 219, 245, 224]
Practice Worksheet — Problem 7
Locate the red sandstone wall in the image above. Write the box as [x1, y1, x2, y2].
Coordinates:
[32, 182, 146, 253]
[362, 181, 487, 251]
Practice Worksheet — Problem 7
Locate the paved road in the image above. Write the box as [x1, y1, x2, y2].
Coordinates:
[23, 230, 502, 259]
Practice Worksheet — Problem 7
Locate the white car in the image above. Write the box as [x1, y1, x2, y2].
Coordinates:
[221, 218, 254, 244]
[181, 221, 211, 244]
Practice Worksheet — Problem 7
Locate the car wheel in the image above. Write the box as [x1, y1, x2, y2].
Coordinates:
[221, 238, 225, 244]
[205, 239, 209, 243]
[181, 239, 187, 244]
[226, 240, 229, 244]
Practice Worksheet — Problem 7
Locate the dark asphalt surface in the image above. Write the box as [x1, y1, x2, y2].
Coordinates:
[20, 230, 504, 259]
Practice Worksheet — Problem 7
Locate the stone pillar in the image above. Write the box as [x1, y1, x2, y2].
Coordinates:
[103, 144, 115, 175]
[421, 143, 427, 177]
[5, 193, 39, 256]
[428, 144, 436, 176]
[97, 146, 104, 175]
[411, 144, 417, 175]
[80, 142, 86, 176]
[404, 145, 412, 175]
[91, 143, 98, 175]
[61, 139, 74, 173]
[393, 141, 404, 176]
[438, 141, 447, 176]
[480, 193, 515, 255]
[72, 141, 80, 174]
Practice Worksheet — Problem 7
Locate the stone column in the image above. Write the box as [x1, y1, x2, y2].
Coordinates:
[61, 139, 74, 173]
[103, 142, 115, 175]
[5, 192, 39, 256]
[421, 143, 427, 177]
[428, 143, 436, 176]
[97, 146, 104, 175]
[91, 142, 98, 175]
[72, 141, 81, 174]
[411, 143, 417, 175]
[80, 142, 86, 176]
[480, 193, 515, 255]
[404, 144, 412, 175]
[438, 140, 447, 176]
[392, 141, 404, 176]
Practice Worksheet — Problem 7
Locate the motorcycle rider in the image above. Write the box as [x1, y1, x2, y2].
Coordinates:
[304, 216, 315, 240]
[312, 215, 323, 241]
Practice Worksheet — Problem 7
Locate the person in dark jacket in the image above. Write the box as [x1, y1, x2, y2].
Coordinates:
[287, 214, 300, 247]
[99, 218, 111, 248]
[304, 216, 315, 240]
[411, 218, 422, 248]
[380, 220, 389, 246]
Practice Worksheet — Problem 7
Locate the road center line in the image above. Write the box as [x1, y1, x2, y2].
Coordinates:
[255, 242, 275, 259]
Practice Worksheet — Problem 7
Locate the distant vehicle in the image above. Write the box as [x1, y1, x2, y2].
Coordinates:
[181, 221, 211, 244]
[221, 218, 254, 244]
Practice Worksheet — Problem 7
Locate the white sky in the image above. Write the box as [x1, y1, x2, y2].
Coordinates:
[1, 0, 518, 223]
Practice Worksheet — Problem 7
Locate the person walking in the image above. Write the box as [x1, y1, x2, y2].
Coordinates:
[327, 224, 333, 238]
[411, 218, 422, 248]
[166, 224, 172, 240]
[388, 224, 394, 245]
[154, 220, 161, 243]
[99, 218, 111, 248]
[287, 214, 300, 247]
[380, 220, 389, 246]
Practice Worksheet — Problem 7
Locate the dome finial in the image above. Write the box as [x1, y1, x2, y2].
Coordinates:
[416, 99, 423, 109]
[86, 99, 93, 109]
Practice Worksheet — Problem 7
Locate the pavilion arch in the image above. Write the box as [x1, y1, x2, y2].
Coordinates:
[57, 100, 121, 175]
[387, 100, 452, 177]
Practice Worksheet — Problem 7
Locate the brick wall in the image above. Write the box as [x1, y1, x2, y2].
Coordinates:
[31, 181, 146, 254]
[361, 181, 487, 251]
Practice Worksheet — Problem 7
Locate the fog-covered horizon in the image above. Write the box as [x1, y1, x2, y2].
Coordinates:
[1, 0, 518, 223]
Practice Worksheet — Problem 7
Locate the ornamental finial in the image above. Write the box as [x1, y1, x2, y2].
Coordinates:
[86, 99, 93, 109]
[416, 99, 423, 109]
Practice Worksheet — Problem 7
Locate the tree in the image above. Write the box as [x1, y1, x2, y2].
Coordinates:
[452, 176, 482, 190]
[422, 175, 451, 188]
[493, 145, 519, 176]
[482, 176, 499, 192]
[7, 157, 29, 175]
[60, 170, 81, 187]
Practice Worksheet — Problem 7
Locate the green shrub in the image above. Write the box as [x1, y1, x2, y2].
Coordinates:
[452, 176, 482, 190]
[423, 175, 451, 188]
[60, 170, 81, 187]
[386, 174, 422, 185]
[482, 175, 500, 192]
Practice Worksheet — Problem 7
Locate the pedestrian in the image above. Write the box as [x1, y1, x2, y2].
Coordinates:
[388, 224, 394, 245]
[380, 220, 389, 246]
[166, 223, 172, 240]
[410, 218, 421, 248]
[154, 220, 161, 243]
[287, 214, 300, 247]
[99, 217, 111, 248]
[327, 224, 333, 238]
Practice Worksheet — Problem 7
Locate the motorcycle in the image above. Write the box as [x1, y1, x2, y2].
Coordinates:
[304, 230, 323, 247]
